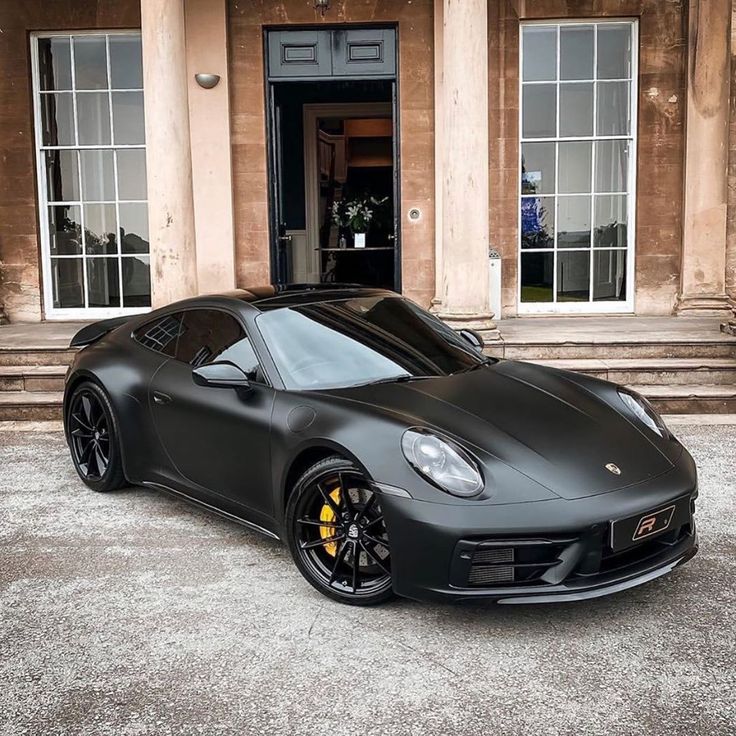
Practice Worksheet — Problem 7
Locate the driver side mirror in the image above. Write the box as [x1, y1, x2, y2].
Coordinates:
[192, 361, 251, 390]
[457, 328, 485, 352]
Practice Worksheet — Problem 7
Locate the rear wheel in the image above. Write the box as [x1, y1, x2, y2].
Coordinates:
[66, 381, 126, 492]
[286, 456, 394, 606]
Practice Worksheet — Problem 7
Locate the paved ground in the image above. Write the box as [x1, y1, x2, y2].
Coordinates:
[1, 426, 734, 736]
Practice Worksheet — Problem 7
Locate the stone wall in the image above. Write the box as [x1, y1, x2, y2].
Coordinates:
[227, 0, 436, 308]
[489, 0, 688, 316]
[727, 0, 736, 306]
[0, 0, 140, 322]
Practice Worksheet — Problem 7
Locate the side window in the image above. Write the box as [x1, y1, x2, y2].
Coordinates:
[176, 309, 262, 380]
[133, 313, 184, 357]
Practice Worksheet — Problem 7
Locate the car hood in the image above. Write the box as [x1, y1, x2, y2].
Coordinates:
[328, 360, 675, 500]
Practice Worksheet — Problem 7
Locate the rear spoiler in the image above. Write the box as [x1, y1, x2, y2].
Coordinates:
[70, 316, 133, 348]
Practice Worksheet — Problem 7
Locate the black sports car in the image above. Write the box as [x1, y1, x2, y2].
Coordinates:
[63, 285, 698, 606]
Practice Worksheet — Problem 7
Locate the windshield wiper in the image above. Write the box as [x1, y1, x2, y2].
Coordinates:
[452, 357, 496, 375]
[351, 374, 434, 388]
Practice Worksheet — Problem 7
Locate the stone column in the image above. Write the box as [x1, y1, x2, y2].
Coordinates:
[141, 0, 198, 308]
[723, 0, 736, 335]
[432, 0, 499, 341]
[185, 0, 236, 295]
[677, 0, 731, 317]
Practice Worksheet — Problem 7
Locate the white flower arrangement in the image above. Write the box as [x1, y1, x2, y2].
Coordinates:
[332, 196, 389, 234]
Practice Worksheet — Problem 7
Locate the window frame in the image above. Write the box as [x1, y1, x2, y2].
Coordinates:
[517, 18, 638, 314]
[30, 30, 151, 320]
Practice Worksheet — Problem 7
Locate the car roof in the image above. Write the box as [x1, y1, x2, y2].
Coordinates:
[221, 284, 396, 311]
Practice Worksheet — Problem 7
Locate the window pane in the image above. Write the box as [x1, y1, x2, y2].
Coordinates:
[117, 150, 147, 200]
[45, 150, 79, 202]
[522, 27, 556, 81]
[557, 197, 591, 248]
[176, 310, 245, 367]
[80, 150, 115, 200]
[84, 204, 118, 255]
[522, 85, 557, 138]
[120, 203, 149, 254]
[38, 37, 72, 91]
[521, 143, 555, 195]
[594, 195, 627, 247]
[134, 314, 183, 356]
[73, 36, 108, 89]
[109, 35, 143, 89]
[595, 140, 628, 192]
[87, 257, 121, 308]
[521, 197, 555, 249]
[40, 93, 75, 146]
[218, 333, 261, 380]
[521, 252, 553, 302]
[558, 141, 592, 193]
[560, 26, 593, 80]
[557, 251, 590, 301]
[597, 81, 630, 136]
[51, 257, 84, 308]
[112, 92, 145, 144]
[560, 83, 593, 137]
[593, 250, 627, 300]
[122, 256, 151, 308]
[597, 24, 631, 79]
[49, 205, 82, 255]
[76, 92, 111, 145]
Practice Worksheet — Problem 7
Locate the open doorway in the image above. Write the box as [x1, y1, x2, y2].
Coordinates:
[268, 79, 399, 290]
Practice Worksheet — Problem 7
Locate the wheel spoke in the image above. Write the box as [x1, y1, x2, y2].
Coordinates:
[328, 539, 351, 585]
[81, 395, 94, 425]
[300, 533, 345, 550]
[339, 472, 355, 515]
[359, 540, 390, 575]
[71, 428, 94, 439]
[350, 541, 360, 592]
[355, 492, 376, 523]
[364, 533, 389, 550]
[317, 482, 341, 517]
[364, 515, 385, 531]
[71, 411, 93, 433]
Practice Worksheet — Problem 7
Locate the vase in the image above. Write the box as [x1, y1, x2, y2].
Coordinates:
[354, 232, 366, 249]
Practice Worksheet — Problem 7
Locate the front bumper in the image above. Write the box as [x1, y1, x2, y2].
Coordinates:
[377, 453, 698, 604]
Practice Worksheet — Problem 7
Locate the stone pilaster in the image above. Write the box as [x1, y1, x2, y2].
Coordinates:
[677, 0, 732, 317]
[141, 0, 198, 308]
[432, 0, 499, 341]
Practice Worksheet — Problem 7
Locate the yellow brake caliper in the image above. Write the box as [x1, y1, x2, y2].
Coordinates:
[319, 487, 341, 556]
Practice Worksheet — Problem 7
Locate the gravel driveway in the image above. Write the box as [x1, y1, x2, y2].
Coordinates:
[1, 424, 734, 736]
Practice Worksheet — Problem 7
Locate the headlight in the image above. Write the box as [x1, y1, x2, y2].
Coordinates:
[618, 390, 669, 438]
[401, 428, 483, 497]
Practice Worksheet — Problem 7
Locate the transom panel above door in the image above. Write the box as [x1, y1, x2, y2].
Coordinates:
[267, 28, 396, 80]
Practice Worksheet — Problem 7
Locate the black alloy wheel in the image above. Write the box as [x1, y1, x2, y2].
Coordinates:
[287, 456, 394, 606]
[67, 381, 126, 492]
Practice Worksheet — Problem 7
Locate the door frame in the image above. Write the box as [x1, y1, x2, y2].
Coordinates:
[302, 102, 395, 286]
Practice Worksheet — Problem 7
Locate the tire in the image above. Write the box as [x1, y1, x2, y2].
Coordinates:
[286, 456, 395, 606]
[66, 380, 127, 492]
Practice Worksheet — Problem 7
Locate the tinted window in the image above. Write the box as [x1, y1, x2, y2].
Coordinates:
[133, 313, 184, 357]
[175, 309, 261, 379]
[256, 296, 486, 390]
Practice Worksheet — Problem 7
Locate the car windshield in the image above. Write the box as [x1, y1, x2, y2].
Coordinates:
[255, 295, 488, 390]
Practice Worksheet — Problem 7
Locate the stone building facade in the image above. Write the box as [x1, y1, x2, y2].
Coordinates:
[0, 0, 734, 336]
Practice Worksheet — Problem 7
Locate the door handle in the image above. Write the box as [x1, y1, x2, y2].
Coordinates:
[152, 391, 172, 405]
[278, 234, 293, 243]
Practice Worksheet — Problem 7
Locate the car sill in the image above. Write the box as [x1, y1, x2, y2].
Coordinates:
[140, 481, 282, 542]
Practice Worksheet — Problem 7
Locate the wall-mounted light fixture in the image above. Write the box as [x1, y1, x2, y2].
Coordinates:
[194, 73, 221, 89]
[314, 0, 330, 16]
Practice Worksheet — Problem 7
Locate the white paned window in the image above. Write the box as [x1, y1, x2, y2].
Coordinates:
[31, 32, 151, 317]
[519, 20, 637, 313]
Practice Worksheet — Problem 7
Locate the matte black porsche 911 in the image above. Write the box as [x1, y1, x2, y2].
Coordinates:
[63, 285, 698, 606]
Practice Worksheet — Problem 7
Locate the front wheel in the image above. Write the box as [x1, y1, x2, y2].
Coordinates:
[286, 456, 394, 606]
[66, 380, 126, 492]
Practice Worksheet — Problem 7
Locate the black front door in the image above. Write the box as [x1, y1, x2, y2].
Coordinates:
[149, 309, 275, 523]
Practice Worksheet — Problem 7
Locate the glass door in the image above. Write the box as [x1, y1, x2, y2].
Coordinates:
[518, 20, 637, 313]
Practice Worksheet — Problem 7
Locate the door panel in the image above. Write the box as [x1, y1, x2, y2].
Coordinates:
[267, 30, 332, 79]
[332, 29, 396, 77]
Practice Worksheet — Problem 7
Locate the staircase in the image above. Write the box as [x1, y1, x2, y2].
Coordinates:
[489, 316, 736, 414]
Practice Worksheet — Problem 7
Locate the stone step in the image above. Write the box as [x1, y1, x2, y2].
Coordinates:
[493, 340, 736, 360]
[634, 384, 736, 415]
[0, 391, 63, 421]
[0, 365, 68, 392]
[0, 347, 78, 367]
[530, 357, 736, 385]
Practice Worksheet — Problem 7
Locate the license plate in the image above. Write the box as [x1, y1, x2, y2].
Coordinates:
[610, 496, 691, 552]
